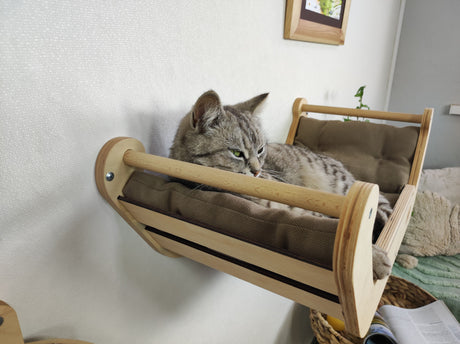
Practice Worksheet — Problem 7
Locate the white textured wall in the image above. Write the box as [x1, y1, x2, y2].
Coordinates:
[1, 1, 402, 343]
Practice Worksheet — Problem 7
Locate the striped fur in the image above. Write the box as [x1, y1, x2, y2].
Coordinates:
[169, 91, 268, 178]
[264, 143, 393, 242]
[170, 91, 392, 279]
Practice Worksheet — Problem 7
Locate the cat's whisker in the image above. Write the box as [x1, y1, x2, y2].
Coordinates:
[191, 183, 207, 191]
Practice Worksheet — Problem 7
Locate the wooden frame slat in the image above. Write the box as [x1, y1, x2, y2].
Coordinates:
[95, 137, 178, 257]
[333, 181, 381, 335]
[300, 103, 423, 123]
[148, 231, 344, 319]
[120, 199, 338, 296]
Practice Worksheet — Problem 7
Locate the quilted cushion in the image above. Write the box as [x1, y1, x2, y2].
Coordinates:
[294, 117, 420, 194]
[121, 118, 419, 269]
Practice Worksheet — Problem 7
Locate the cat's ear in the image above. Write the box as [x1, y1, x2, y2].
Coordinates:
[191, 90, 224, 129]
[232, 93, 269, 114]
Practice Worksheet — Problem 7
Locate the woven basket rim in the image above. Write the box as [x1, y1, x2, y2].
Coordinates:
[310, 275, 437, 344]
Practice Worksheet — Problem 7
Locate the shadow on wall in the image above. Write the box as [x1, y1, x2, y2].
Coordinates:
[90, 194, 222, 315]
[116, 221, 220, 314]
[274, 303, 313, 344]
[24, 325, 76, 344]
[147, 110, 177, 157]
[123, 103, 184, 158]
[114, 104, 221, 313]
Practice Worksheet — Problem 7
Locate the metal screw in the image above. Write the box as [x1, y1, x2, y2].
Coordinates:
[105, 172, 115, 181]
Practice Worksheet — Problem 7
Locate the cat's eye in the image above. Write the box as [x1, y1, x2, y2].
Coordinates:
[230, 149, 243, 158]
[258, 147, 265, 155]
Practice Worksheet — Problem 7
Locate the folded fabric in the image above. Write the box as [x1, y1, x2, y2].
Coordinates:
[397, 191, 459, 268]
[392, 255, 460, 321]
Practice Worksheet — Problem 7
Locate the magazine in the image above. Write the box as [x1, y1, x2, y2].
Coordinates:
[364, 300, 460, 344]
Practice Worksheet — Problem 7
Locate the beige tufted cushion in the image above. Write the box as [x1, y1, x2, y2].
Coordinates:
[294, 117, 419, 194]
[121, 118, 420, 269]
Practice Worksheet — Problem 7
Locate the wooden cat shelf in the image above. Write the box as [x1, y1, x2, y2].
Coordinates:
[95, 99, 432, 337]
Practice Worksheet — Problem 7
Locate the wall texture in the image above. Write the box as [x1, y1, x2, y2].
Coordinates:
[1, 1, 402, 343]
[389, 0, 460, 168]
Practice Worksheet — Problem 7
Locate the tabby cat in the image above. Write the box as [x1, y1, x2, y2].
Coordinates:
[169, 90, 392, 279]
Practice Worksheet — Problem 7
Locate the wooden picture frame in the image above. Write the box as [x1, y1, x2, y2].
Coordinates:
[284, 0, 351, 45]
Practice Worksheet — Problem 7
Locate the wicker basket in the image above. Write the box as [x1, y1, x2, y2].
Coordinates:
[310, 275, 437, 344]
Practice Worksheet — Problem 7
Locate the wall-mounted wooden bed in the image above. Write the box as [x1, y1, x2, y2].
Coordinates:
[95, 98, 432, 337]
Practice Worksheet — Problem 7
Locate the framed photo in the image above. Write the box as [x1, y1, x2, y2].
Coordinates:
[284, 0, 351, 45]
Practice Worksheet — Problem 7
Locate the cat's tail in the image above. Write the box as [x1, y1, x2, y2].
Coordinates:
[395, 253, 419, 268]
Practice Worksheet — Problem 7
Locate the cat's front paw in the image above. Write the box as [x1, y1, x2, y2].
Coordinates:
[372, 244, 391, 280]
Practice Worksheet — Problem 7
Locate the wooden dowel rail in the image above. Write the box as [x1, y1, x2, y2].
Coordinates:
[301, 104, 423, 123]
[123, 149, 345, 218]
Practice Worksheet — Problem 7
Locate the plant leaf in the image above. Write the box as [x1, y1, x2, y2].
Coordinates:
[354, 85, 366, 98]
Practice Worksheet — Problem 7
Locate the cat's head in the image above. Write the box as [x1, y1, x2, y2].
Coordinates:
[169, 90, 268, 177]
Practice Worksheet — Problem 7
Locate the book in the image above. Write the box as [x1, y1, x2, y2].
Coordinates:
[364, 300, 460, 344]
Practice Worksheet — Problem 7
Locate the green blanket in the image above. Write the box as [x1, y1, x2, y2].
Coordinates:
[392, 254, 460, 321]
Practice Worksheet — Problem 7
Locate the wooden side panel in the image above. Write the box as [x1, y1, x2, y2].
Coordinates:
[148, 231, 344, 320]
[120, 200, 338, 296]
[333, 181, 381, 337]
[95, 137, 177, 257]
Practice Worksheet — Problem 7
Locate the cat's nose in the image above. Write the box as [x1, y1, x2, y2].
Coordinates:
[249, 158, 261, 177]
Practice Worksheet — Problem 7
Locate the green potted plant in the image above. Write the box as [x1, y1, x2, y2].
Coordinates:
[345, 85, 370, 121]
